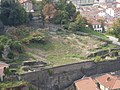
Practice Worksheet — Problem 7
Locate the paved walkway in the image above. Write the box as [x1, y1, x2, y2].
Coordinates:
[107, 36, 120, 46]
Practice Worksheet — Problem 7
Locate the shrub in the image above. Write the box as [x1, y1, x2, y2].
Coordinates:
[94, 56, 102, 62]
[10, 41, 23, 53]
[3, 67, 12, 76]
[47, 69, 54, 76]
[7, 52, 14, 59]
[0, 35, 23, 61]
[22, 31, 46, 44]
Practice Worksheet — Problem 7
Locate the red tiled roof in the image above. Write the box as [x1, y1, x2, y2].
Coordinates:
[96, 74, 120, 89]
[75, 77, 99, 90]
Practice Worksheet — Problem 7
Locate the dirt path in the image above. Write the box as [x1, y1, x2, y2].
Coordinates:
[107, 36, 120, 46]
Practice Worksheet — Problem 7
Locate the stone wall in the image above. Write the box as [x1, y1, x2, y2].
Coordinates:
[87, 48, 120, 58]
[20, 58, 120, 90]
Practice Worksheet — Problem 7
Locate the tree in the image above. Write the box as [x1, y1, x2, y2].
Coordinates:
[68, 22, 78, 31]
[65, 1, 76, 19]
[0, 0, 27, 26]
[0, 20, 4, 34]
[52, 0, 76, 24]
[43, 3, 57, 22]
[68, 14, 89, 31]
[37, 0, 76, 25]
[53, 10, 69, 24]
[111, 18, 120, 41]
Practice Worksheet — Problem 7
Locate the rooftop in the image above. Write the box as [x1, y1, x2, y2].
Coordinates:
[74, 74, 120, 90]
[75, 77, 99, 90]
[96, 74, 120, 89]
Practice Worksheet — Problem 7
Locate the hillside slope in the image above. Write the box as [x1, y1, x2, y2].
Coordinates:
[6, 26, 117, 68]
[25, 31, 115, 67]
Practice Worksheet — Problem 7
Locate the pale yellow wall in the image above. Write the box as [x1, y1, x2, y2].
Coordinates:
[100, 84, 109, 90]
[100, 84, 105, 90]
[116, 0, 120, 2]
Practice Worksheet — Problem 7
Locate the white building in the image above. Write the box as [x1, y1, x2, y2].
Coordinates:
[96, 74, 120, 90]
[90, 20, 103, 32]
[19, 0, 34, 12]
[105, 8, 115, 17]
[99, 0, 115, 3]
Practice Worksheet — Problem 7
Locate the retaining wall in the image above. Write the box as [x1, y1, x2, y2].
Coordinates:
[21, 58, 120, 90]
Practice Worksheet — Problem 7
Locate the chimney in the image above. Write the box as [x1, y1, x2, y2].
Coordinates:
[106, 77, 111, 82]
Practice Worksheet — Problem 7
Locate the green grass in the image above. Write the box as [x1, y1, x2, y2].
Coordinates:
[0, 81, 27, 88]
[26, 33, 109, 66]
[46, 53, 90, 67]
[8, 26, 116, 67]
[89, 44, 117, 52]
[100, 44, 117, 50]
[28, 42, 54, 51]
[80, 28, 108, 40]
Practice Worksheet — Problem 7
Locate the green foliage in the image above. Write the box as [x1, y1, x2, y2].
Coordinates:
[47, 69, 54, 76]
[35, 0, 76, 25]
[0, 36, 11, 44]
[97, 19, 105, 32]
[3, 67, 12, 76]
[65, 1, 76, 18]
[94, 56, 102, 62]
[22, 31, 46, 44]
[0, 0, 27, 26]
[7, 52, 14, 59]
[0, 20, 4, 34]
[53, 10, 69, 24]
[109, 18, 120, 41]
[68, 14, 88, 31]
[0, 44, 4, 58]
[53, 0, 76, 24]
[0, 36, 23, 53]
[0, 35, 23, 60]
[68, 22, 79, 31]
[10, 41, 23, 53]
[28, 12, 33, 21]
[0, 81, 27, 89]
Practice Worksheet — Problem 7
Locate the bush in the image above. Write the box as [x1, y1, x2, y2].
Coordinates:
[3, 67, 12, 76]
[22, 31, 46, 44]
[0, 36, 10, 44]
[94, 56, 102, 62]
[47, 69, 54, 76]
[7, 52, 14, 59]
[0, 35, 23, 61]
[10, 41, 23, 53]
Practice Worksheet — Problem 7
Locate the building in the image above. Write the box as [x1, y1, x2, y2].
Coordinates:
[19, 0, 34, 12]
[91, 20, 103, 32]
[75, 77, 99, 90]
[74, 74, 120, 90]
[96, 74, 120, 90]
[105, 7, 115, 17]
[116, 0, 120, 3]
[0, 62, 9, 81]
[98, 0, 115, 3]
